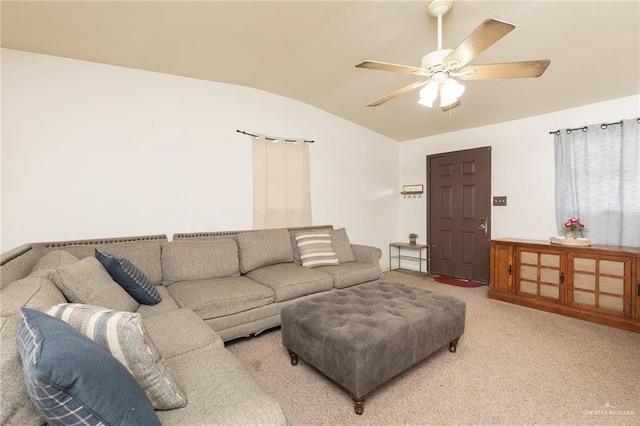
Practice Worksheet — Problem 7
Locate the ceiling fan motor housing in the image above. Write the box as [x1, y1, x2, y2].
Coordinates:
[420, 49, 453, 77]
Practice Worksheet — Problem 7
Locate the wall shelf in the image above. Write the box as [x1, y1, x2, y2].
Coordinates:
[401, 184, 424, 197]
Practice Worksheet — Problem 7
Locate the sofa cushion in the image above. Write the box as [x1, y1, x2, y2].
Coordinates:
[331, 228, 356, 263]
[315, 262, 382, 289]
[1, 314, 43, 425]
[95, 249, 161, 305]
[48, 257, 139, 312]
[16, 308, 160, 425]
[167, 276, 274, 320]
[0, 277, 67, 317]
[29, 250, 79, 277]
[136, 286, 180, 318]
[236, 229, 293, 273]
[246, 263, 334, 302]
[162, 240, 240, 284]
[143, 308, 224, 359]
[55, 241, 164, 286]
[47, 303, 187, 410]
[295, 232, 339, 268]
[157, 346, 288, 425]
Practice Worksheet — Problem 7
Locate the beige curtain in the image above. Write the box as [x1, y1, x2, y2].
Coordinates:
[253, 135, 311, 229]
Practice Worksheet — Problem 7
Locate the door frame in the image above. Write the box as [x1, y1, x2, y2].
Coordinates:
[426, 146, 492, 282]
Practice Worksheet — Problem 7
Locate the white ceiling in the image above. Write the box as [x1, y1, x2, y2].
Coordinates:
[2, 0, 639, 141]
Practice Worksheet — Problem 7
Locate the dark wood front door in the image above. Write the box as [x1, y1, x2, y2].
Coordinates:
[428, 147, 491, 283]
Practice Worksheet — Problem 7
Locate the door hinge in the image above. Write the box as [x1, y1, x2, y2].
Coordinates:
[508, 264, 512, 275]
[560, 272, 565, 284]
[637, 283, 640, 296]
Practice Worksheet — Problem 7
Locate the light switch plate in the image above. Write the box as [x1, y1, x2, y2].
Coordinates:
[493, 196, 507, 206]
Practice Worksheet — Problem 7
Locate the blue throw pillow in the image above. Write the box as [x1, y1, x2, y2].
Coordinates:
[95, 249, 161, 305]
[16, 308, 161, 426]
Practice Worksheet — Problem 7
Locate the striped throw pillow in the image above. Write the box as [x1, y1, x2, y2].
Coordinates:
[47, 303, 187, 410]
[295, 233, 340, 268]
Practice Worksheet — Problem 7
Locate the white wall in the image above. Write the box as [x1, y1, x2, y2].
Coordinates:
[1, 49, 399, 265]
[398, 95, 640, 247]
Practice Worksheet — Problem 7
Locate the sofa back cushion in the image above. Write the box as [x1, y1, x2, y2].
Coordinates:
[236, 229, 294, 274]
[0, 277, 67, 318]
[162, 240, 240, 284]
[45, 241, 164, 286]
[0, 250, 76, 317]
[48, 257, 139, 312]
[331, 228, 356, 263]
[30, 250, 80, 277]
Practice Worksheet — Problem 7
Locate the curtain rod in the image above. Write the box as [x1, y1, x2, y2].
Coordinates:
[549, 117, 639, 135]
[236, 129, 314, 143]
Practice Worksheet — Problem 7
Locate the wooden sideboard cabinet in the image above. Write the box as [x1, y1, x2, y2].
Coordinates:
[489, 239, 640, 332]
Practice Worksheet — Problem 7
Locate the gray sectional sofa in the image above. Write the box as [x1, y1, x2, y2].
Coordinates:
[0, 225, 382, 425]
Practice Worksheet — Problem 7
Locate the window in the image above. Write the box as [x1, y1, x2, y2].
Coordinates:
[252, 135, 311, 229]
[554, 118, 639, 246]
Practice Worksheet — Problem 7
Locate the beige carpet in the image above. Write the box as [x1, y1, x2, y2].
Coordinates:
[226, 271, 640, 425]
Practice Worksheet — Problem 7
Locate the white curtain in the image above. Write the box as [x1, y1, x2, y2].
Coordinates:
[253, 135, 311, 229]
[555, 118, 640, 246]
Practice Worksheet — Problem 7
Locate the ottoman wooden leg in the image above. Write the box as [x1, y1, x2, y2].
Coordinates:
[287, 349, 298, 366]
[351, 395, 365, 415]
[449, 337, 460, 353]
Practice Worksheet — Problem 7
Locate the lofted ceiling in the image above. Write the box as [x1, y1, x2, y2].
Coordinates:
[2, 0, 639, 142]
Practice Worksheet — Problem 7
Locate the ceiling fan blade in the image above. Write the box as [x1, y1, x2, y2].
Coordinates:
[442, 19, 515, 70]
[356, 60, 429, 76]
[457, 60, 550, 80]
[366, 81, 428, 107]
[441, 99, 461, 112]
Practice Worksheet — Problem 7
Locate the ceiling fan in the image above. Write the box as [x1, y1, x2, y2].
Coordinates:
[356, 0, 550, 111]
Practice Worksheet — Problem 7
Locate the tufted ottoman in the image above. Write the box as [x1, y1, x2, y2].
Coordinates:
[281, 280, 466, 415]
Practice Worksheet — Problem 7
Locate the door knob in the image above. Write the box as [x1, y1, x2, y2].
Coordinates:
[479, 217, 488, 236]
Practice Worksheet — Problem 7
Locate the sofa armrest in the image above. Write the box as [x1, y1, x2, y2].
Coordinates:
[350, 244, 382, 266]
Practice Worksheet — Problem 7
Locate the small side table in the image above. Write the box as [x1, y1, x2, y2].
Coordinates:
[389, 242, 429, 273]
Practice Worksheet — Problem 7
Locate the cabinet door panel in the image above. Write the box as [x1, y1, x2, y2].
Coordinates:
[600, 277, 624, 295]
[540, 268, 560, 284]
[520, 265, 537, 281]
[599, 295, 624, 312]
[541, 254, 560, 268]
[540, 284, 560, 299]
[600, 260, 624, 276]
[520, 281, 537, 294]
[574, 257, 596, 272]
[516, 248, 564, 303]
[574, 291, 595, 306]
[568, 255, 631, 316]
[573, 273, 595, 290]
[490, 243, 513, 293]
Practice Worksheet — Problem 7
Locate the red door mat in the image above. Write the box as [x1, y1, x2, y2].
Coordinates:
[434, 276, 484, 288]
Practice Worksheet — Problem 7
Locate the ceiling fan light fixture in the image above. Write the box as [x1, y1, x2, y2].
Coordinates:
[417, 80, 439, 107]
[440, 78, 465, 107]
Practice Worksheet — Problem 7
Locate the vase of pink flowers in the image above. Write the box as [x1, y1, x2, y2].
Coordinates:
[564, 217, 585, 239]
